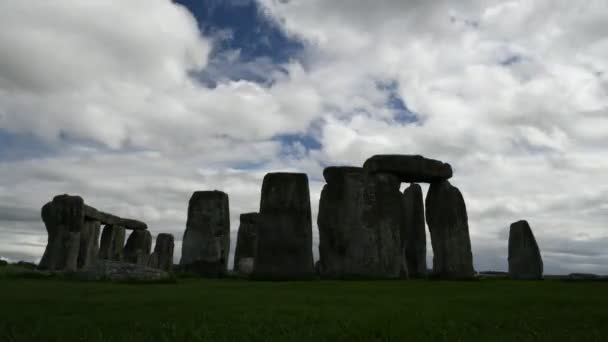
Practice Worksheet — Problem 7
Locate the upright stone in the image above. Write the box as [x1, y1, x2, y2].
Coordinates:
[508, 220, 543, 280]
[98, 225, 126, 261]
[38, 195, 85, 271]
[123, 230, 152, 266]
[78, 220, 100, 269]
[252, 173, 314, 280]
[148, 233, 175, 272]
[233, 213, 258, 275]
[402, 183, 427, 278]
[425, 180, 474, 279]
[180, 191, 230, 276]
[318, 167, 405, 279]
[363, 154, 452, 183]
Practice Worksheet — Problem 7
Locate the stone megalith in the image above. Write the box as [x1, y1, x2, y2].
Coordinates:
[148, 233, 175, 272]
[508, 220, 543, 280]
[233, 213, 258, 275]
[123, 230, 152, 266]
[317, 167, 405, 279]
[77, 220, 100, 269]
[402, 183, 427, 278]
[252, 173, 314, 280]
[425, 180, 474, 279]
[363, 154, 452, 183]
[98, 224, 126, 261]
[180, 191, 230, 276]
[38, 195, 85, 271]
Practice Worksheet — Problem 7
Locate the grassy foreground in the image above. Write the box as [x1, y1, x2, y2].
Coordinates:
[0, 269, 606, 341]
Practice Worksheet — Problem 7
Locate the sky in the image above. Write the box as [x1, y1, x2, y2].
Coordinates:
[0, 0, 607, 274]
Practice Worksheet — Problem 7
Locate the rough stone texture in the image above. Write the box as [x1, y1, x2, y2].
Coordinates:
[74, 260, 170, 282]
[123, 230, 152, 266]
[84, 205, 147, 230]
[148, 233, 174, 272]
[78, 220, 100, 269]
[180, 191, 230, 276]
[233, 213, 258, 275]
[252, 173, 314, 280]
[98, 225, 126, 261]
[402, 183, 427, 278]
[425, 180, 474, 279]
[508, 220, 543, 280]
[363, 154, 452, 183]
[317, 167, 405, 279]
[38, 195, 85, 271]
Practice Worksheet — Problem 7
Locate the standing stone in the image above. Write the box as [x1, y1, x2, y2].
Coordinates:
[402, 183, 427, 278]
[78, 220, 100, 269]
[508, 220, 543, 280]
[38, 195, 85, 271]
[180, 191, 230, 276]
[123, 230, 152, 266]
[252, 173, 314, 280]
[318, 167, 405, 279]
[148, 233, 175, 272]
[233, 213, 258, 275]
[425, 180, 474, 279]
[98, 225, 126, 261]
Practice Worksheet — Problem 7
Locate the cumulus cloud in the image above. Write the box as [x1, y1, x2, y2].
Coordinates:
[0, 0, 607, 274]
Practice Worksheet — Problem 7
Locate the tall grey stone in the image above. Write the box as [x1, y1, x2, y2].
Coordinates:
[38, 195, 85, 271]
[252, 173, 314, 280]
[180, 191, 230, 276]
[363, 154, 452, 183]
[78, 220, 100, 269]
[233, 213, 258, 275]
[425, 180, 474, 279]
[148, 233, 174, 272]
[508, 220, 543, 280]
[317, 167, 405, 279]
[402, 183, 427, 278]
[99, 225, 126, 261]
[123, 230, 152, 266]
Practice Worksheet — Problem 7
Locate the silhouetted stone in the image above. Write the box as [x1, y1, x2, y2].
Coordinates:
[402, 183, 427, 278]
[123, 230, 152, 266]
[38, 195, 85, 271]
[318, 167, 405, 279]
[84, 205, 147, 230]
[78, 220, 100, 269]
[363, 155, 452, 183]
[98, 225, 126, 261]
[148, 233, 174, 272]
[180, 191, 230, 277]
[74, 260, 170, 282]
[233, 213, 258, 275]
[425, 180, 474, 279]
[252, 173, 314, 280]
[508, 220, 543, 280]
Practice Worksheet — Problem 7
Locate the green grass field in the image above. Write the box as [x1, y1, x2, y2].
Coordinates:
[0, 267, 606, 341]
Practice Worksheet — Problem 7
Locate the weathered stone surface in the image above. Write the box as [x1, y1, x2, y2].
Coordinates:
[252, 173, 314, 280]
[38, 195, 85, 271]
[78, 220, 100, 269]
[402, 183, 427, 278]
[74, 260, 170, 282]
[180, 191, 230, 276]
[508, 220, 543, 280]
[84, 205, 147, 230]
[148, 233, 174, 272]
[425, 180, 474, 279]
[363, 154, 452, 183]
[123, 230, 152, 266]
[233, 213, 258, 275]
[317, 167, 406, 279]
[98, 225, 126, 261]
